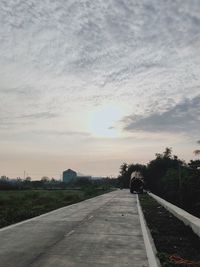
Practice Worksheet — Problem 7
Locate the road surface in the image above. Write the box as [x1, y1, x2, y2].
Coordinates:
[0, 190, 149, 267]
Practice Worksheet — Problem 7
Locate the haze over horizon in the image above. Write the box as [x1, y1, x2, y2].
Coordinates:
[0, 0, 200, 179]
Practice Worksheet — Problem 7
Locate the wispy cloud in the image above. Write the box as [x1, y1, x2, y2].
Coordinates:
[32, 130, 91, 137]
[20, 112, 58, 120]
[0, 112, 58, 130]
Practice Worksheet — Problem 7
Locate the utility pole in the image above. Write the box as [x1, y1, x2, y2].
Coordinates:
[178, 163, 182, 205]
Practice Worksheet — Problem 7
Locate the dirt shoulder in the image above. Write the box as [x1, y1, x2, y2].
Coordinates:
[139, 194, 200, 267]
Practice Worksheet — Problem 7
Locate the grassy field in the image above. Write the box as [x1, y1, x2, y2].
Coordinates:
[0, 188, 111, 228]
[139, 194, 200, 267]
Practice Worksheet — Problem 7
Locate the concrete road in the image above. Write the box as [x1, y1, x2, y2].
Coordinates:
[0, 190, 149, 267]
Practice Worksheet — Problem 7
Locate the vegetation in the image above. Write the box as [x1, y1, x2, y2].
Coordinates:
[140, 194, 200, 267]
[194, 140, 200, 156]
[0, 175, 118, 190]
[118, 145, 200, 217]
[0, 170, 118, 228]
[0, 187, 113, 229]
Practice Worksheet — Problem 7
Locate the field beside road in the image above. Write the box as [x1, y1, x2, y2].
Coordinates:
[0, 188, 111, 228]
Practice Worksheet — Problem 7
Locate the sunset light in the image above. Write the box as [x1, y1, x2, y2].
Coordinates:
[89, 105, 123, 138]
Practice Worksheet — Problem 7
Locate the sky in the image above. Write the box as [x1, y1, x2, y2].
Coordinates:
[0, 0, 200, 179]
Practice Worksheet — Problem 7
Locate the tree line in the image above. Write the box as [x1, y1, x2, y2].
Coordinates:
[0, 175, 117, 190]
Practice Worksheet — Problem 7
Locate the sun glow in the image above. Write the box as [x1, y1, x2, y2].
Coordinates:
[89, 105, 124, 138]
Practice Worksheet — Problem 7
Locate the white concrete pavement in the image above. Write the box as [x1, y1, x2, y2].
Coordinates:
[0, 190, 149, 267]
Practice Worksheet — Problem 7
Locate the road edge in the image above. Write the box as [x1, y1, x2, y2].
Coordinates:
[136, 194, 161, 267]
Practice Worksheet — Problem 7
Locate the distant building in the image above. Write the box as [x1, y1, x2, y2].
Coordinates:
[63, 169, 77, 183]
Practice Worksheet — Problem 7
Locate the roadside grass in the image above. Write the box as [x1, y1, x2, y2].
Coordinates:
[0, 188, 112, 228]
[139, 194, 200, 267]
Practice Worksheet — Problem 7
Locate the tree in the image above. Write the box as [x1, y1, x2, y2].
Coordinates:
[163, 147, 172, 158]
[119, 163, 128, 177]
[25, 177, 31, 182]
[0, 175, 8, 181]
[188, 160, 200, 169]
[22, 176, 32, 188]
[194, 140, 200, 155]
[146, 148, 182, 193]
[118, 163, 129, 188]
[41, 176, 49, 183]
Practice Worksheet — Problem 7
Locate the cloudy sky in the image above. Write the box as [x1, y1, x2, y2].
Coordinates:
[0, 0, 200, 179]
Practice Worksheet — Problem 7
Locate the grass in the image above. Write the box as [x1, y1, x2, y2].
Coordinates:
[139, 194, 200, 267]
[0, 187, 112, 228]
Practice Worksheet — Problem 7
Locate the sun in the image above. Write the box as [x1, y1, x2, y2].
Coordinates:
[89, 105, 123, 138]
